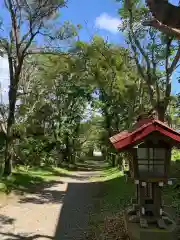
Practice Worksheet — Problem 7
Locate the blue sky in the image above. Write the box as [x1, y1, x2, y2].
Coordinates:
[60, 0, 124, 44]
[0, 0, 179, 103]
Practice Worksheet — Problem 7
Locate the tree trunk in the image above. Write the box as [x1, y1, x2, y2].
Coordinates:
[4, 136, 13, 176]
[3, 81, 17, 176]
[70, 152, 75, 165]
[111, 154, 116, 167]
[156, 108, 165, 122]
[63, 133, 70, 163]
[154, 101, 167, 122]
[146, 0, 180, 29]
[71, 139, 77, 165]
[4, 114, 15, 176]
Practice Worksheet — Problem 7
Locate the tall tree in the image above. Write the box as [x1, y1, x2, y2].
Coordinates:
[15, 51, 94, 166]
[119, 0, 180, 120]
[0, 0, 76, 175]
[76, 36, 144, 166]
[144, 0, 180, 38]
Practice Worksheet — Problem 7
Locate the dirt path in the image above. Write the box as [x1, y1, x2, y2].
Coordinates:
[0, 163, 104, 240]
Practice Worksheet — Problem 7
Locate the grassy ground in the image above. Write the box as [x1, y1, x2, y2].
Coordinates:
[88, 163, 180, 239]
[88, 168, 135, 240]
[163, 159, 180, 215]
[0, 159, 109, 194]
[0, 165, 74, 194]
[91, 167, 135, 214]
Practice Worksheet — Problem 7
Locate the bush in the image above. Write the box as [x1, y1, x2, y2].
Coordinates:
[172, 149, 180, 161]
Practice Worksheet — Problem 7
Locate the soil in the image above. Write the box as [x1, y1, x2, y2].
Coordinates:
[0, 163, 104, 240]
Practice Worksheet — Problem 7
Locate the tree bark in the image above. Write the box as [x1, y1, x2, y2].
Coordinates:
[143, 19, 180, 39]
[63, 133, 70, 163]
[4, 82, 17, 176]
[155, 104, 166, 121]
[146, 0, 180, 29]
[127, 7, 177, 123]
[111, 154, 116, 167]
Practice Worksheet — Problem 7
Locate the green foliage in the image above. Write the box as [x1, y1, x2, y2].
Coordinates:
[0, 2, 179, 172]
[172, 149, 180, 161]
[75, 36, 145, 166]
[118, 0, 180, 121]
[1, 35, 144, 169]
[1, 33, 177, 170]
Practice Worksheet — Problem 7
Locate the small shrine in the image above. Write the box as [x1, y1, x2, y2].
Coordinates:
[110, 114, 180, 239]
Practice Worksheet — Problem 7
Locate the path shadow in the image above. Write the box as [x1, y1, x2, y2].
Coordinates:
[54, 181, 101, 240]
[52, 161, 110, 239]
[0, 161, 109, 239]
[2, 175, 65, 205]
[0, 232, 53, 239]
[18, 188, 65, 204]
[11, 178, 65, 205]
[0, 214, 15, 229]
[53, 174, 135, 240]
[2, 172, 64, 194]
[1, 182, 99, 239]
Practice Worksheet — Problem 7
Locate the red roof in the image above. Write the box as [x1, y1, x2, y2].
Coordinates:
[109, 119, 180, 150]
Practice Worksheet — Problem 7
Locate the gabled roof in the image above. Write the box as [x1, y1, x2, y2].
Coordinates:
[109, 119, 180, 150]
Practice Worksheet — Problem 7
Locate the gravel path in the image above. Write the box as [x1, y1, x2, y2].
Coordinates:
[0, 166, 103, 240]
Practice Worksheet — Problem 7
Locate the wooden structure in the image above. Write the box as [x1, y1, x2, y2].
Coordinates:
[110, 115, 180, 229]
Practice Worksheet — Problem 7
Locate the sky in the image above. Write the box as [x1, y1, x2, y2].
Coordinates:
[60, 0, 124, 44]
[0, 0, 179, 103]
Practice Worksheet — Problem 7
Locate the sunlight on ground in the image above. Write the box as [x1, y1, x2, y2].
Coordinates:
[0, 166, 74, 193]
[91, 167, 123, 182]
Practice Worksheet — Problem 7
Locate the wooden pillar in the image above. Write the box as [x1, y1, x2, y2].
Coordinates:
[139, 183, 146, 216]
[153, 183, 162, 218]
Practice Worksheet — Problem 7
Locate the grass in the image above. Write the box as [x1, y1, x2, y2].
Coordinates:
[91, 167, 123, 182]
[88, 159, 180, 239]
[0, 165, 74, 194]
[88, 167, 135, 239]
[92, 167, 134, 216]
[88, 165, 180, 239]
[163, 159, 180, 214]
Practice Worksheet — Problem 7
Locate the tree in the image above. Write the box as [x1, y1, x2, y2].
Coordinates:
[15, 49, 94, 166]
[166, 96, 180, 129]
[76, 36, 144, 166]
[119, 0, 180, 121]
[0, 0, 77, 175]
[143, 0, 180, 38]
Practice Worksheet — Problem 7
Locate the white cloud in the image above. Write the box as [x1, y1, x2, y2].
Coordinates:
[95, 13, 121, 34]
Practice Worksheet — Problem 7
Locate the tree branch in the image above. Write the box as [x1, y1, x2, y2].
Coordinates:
[143, 18, 180, 39]
[168, 45, 180, 75]
[7, 0, 20, 64]
[128, 9, 151, 74]
[127, 7, 155, 107]
[164, 37, 172, 109]
[149, 28, 160, 103]
[128, 33, 146, 80]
